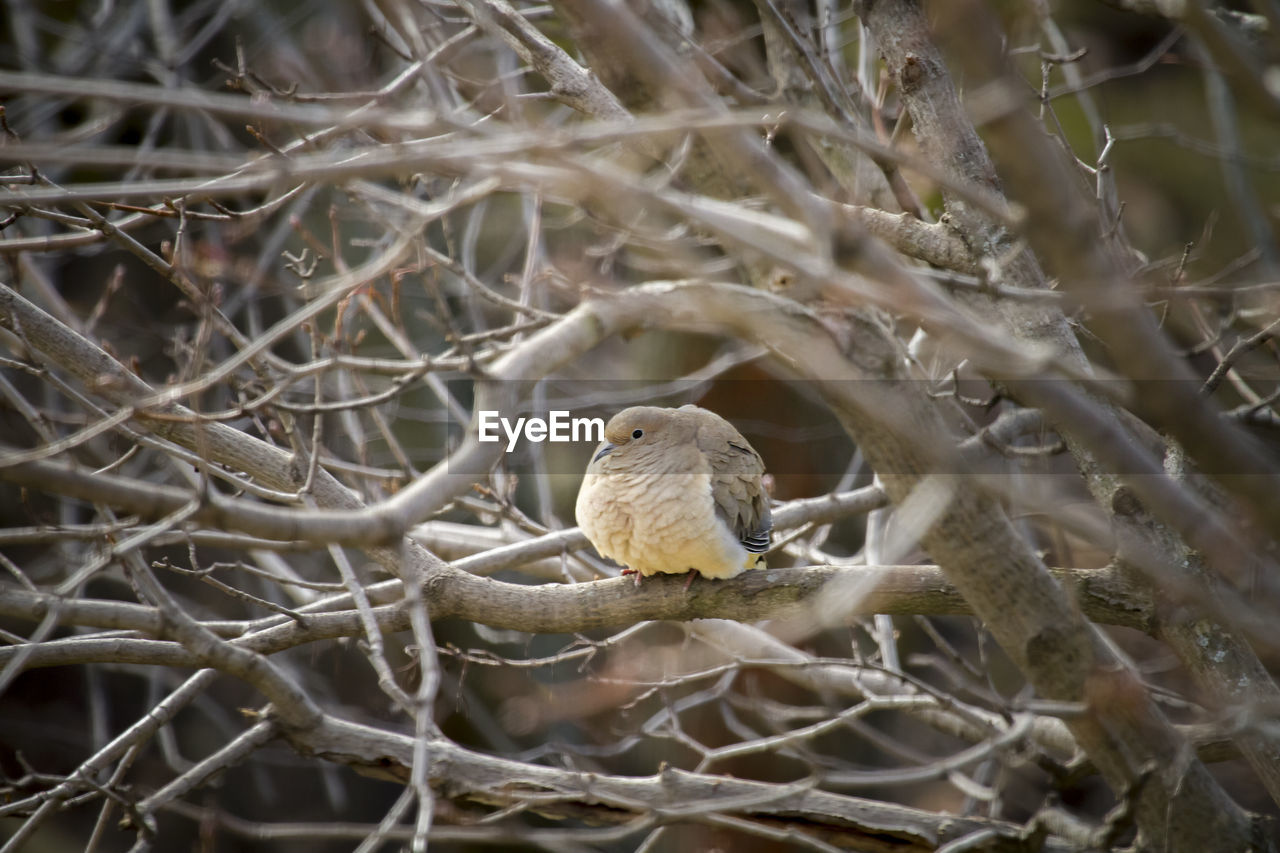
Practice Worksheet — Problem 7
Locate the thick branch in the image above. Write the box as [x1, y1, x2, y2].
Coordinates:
[862, 0, 1280, 820]
[281, 712, 1081, 851]
[0, 562, 1154, 671]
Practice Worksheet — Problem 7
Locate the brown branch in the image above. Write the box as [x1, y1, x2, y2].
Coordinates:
[280, 712, 1081, 852]
[860, 0, 1280, 820]
[454, 0, 631, 122]
[0, 562, 1155, 671]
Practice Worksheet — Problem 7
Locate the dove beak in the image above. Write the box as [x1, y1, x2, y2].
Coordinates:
[592, 443, 615, 463]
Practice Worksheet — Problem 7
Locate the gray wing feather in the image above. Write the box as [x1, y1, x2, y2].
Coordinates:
[702, 433, 771, 553]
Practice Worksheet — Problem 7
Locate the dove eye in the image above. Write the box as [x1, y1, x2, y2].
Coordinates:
[631, 429, 644, 440]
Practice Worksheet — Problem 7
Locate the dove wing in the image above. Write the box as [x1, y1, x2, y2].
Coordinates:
[699, 426, 771, 554]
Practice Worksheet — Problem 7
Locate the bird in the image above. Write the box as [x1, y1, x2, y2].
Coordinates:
[575, 404, 772, 587]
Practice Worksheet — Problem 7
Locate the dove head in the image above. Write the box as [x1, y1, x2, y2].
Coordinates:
[588, 406, 699, 471]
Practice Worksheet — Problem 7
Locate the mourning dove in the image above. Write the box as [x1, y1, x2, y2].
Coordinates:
[575, 404, 772, 586]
